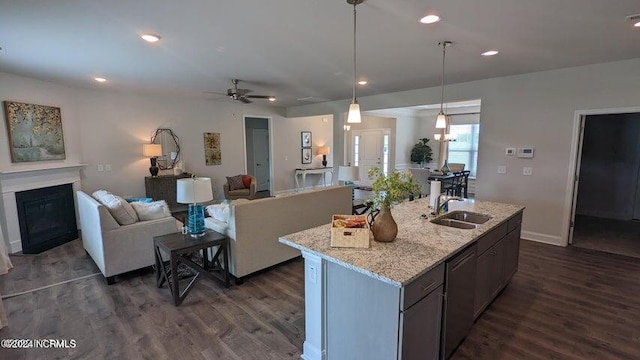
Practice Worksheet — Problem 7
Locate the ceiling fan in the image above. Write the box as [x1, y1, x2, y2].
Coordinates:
[208, 79, 275, 104]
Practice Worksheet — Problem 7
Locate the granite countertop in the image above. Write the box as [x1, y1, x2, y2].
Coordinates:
[279, 197, 525, 287]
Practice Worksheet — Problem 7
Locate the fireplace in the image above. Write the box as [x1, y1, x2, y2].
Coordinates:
[15, 183, 78, 254]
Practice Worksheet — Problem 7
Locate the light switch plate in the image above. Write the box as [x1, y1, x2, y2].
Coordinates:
[498, 165, 506, 174]
[505, 148, 516, 156]
[97, 164, 104, 172]
[523, 167, 533, 176]
[105, 164, 112, 171]
[309, 265, 317, 284]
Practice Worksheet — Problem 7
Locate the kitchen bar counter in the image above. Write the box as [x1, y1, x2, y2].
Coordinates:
[279, 196, 525, 360]
[280, 197, 524, 287]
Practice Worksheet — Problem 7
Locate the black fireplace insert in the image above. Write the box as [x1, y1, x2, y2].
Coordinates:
[15, 183, 78, 254]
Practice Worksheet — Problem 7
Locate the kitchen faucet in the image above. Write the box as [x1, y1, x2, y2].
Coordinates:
[434, 194, 462, 215]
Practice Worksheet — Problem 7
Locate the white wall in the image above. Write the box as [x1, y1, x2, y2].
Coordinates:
[272, 115, 334, 191]
[287, 58, 640, 246]
[0, 71, 293, 202]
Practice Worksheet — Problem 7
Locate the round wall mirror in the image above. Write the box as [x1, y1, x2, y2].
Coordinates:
[151, 128, 180, 170]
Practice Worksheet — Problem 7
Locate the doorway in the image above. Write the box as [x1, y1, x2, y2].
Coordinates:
[568, 112, 640, 258]
[244, 116, 272, 196]
[351, 129, 391, 186]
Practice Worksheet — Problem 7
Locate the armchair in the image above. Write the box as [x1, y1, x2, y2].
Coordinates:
[223, 175, 257, 200]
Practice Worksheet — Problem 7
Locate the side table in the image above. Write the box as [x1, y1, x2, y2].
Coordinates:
[154, 230, 230, 306]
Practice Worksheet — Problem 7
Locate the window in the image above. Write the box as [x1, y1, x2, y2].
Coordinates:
[447, 124, 479, 177]
[382, 134, 389, 176]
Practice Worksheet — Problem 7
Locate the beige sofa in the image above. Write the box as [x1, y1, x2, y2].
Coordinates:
[205, 186, 352, 281]
[77, 191, 180, 284]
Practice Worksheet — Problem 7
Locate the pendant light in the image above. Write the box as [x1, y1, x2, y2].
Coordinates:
[434, 40, 455, 142]
[347, 0, 363, 123]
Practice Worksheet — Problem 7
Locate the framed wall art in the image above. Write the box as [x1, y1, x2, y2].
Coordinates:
[3, 101, 66, 163]
[301, 131, 312, 148]
[301, 148, 312, 164]
[203, 132, 221, 165]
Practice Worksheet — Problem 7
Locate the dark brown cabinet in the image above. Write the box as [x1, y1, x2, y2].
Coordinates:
[401, 285, 443, 360]
[144, 174, 190, 213]
[473, 211, 522, 320]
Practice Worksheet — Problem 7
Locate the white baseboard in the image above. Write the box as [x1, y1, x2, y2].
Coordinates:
[302, 341, 326, 360]
[10, 240, 22, 254]
[521, 230, 566, 247]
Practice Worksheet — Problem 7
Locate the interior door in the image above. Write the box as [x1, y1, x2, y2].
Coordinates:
[252, 129, 270, 192]
[356, 130, 383, 186]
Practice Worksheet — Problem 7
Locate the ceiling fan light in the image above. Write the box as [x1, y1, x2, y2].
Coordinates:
[435, 113, 447, 128]
[347, 102, 362, 123]
[268, 96, 276, 102]
[635, 21, 640, 27]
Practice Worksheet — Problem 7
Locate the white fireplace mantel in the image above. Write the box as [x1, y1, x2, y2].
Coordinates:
[0, 163, 86, 253]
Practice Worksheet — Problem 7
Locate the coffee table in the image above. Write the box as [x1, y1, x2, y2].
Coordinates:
[153, 230, 230, 305]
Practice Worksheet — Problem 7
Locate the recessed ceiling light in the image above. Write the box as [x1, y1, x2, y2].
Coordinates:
[358, 80, 368, 85]
[268, 97, 276, 102]
[481, 50, 499, 56]
[140, 34, 161, 43]
[420, 14, 441, 24]
[94, 77, 107, 83]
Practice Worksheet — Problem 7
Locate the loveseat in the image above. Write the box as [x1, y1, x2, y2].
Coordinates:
[77, 191, 180, 284]
[205, 186, 352, 281]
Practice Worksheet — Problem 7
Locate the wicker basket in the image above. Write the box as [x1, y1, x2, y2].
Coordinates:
[330, 214, 370, 248]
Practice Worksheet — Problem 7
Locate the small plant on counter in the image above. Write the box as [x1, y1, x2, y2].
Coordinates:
[367, 167, 420, 209]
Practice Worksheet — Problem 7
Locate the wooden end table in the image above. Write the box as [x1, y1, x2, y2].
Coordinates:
[153, 230, 230, 306]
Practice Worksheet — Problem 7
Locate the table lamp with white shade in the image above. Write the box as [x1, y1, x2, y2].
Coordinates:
[143, 143, 162, 177]
[176, 176, 213, 237]
[338, 165, 359, 185]
[318, 146, 330, 167]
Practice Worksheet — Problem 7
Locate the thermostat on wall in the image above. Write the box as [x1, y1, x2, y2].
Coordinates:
[517, 147, 535, 158]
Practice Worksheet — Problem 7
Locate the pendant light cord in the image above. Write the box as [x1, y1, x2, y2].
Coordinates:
[440, 42, 446, 113]
[352, 2, 357, 103]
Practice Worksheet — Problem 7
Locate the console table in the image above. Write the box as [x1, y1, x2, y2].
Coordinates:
[295, 167, 333, 190]
[145, 174, 191, 213]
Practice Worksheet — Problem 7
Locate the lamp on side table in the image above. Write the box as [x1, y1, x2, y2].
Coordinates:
[176, 176, 213, 237]
[143, 143, 163, 177]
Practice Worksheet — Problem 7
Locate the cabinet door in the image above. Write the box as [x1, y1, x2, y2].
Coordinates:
[401, 285, 443, 360]
[474, 239, 506, 318]
[503, 227, 521, 283]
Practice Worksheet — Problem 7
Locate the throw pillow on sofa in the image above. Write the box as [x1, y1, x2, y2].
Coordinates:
[125, 197, 154, 203]
[227, 175, 245, 191]
[242, 175, 252, 189]
[93, 191, 139, 225]
[206, 203, 230, 223]
[131, 200, 172, 221]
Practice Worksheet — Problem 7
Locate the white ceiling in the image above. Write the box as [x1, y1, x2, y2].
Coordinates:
[0, 0, 638, 107]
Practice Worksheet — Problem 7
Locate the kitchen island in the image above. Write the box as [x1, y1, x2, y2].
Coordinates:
[279, 197, 524, 360]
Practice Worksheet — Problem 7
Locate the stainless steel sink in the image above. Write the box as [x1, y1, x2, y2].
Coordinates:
[430, 218, 478, 229]
[440, 211, 491, 224]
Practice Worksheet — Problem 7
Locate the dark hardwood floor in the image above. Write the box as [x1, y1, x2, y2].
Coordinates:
[1, 239, 639, 359]
[572, 215, 640, 259]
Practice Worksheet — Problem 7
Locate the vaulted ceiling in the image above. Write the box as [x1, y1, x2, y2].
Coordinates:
[1, 0, 638, 106]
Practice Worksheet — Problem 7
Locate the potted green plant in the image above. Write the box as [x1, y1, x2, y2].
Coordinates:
[367, 167, 420, 242]
[410, 138, 433, 168]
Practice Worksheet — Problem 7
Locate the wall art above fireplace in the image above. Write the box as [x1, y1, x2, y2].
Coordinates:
[3, 100, 66, 163]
